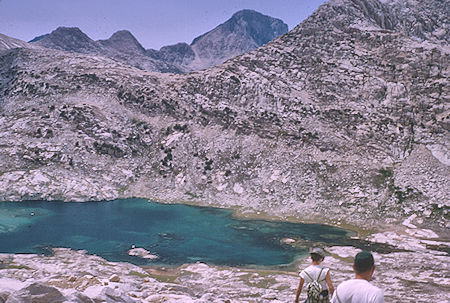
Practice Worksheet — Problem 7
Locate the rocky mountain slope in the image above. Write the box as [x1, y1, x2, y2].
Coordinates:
[0, 0, 449, 230]
[186, 9, 288, 70]
[29, 26, 101, 54]
[30, 10, 288, 73]
[0, 33, 40, 51]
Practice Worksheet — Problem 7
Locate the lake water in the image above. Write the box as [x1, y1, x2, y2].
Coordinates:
[0, 199, 353, 267]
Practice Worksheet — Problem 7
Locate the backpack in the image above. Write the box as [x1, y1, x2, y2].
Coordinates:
[304, 267, 325, 300]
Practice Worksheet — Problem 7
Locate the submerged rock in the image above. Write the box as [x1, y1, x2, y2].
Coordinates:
[128, 248, 158, 260]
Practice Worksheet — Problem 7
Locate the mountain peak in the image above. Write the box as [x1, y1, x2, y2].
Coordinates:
[109, 30, 135, 40]
[26, 9, 289, 73]
[231, 9, 263, 18]
[52, 26, 88, 35]
[192, 10, 287, 46]
[30, 26, 99, 53]
[190, 9, 288, 69]
[49, 27, 94, 43]
[98, 30, 145, 54]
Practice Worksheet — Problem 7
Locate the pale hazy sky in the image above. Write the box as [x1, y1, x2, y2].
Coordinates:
[0, 0, 327, 50]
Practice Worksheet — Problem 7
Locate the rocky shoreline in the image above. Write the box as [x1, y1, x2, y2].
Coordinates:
[0, 201, 449, 302]
[0, 222, 448, 302]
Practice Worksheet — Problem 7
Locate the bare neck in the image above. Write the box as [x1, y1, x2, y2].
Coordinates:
[355, 272, 372, 281]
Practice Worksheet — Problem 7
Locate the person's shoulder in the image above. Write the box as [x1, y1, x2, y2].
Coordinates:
[339, 279, 359, 285]
[370, 285, 385, 303]
[302, 265, 315, 271]
[312, 265, 329, 274]
[299, 265, 313, 276]
[337, 279, 364, 289]
[348, 280, 383, 296]
[319, 265, 330, 275]
[371, 284, 384, 295]
[366, 281, 383, 292]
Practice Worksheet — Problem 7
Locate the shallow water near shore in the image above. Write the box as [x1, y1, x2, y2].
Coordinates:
[0, 198, 354, 267]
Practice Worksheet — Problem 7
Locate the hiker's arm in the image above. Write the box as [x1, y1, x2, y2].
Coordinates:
[295, 277, 304, 303]
[326, 271, 334, 295]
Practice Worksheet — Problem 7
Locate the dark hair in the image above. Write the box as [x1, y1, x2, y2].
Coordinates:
[310, 253, 324, 262]
[354, 251, 374, 274]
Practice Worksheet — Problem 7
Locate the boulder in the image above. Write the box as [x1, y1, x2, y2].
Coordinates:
[66, 292, 95, 303]
[93, 287, 137, 303]
[128, 247, 158, 260]
[109, 275, 120, 283]
[6, 282, 65, 303]
[0, 292, 10, 303]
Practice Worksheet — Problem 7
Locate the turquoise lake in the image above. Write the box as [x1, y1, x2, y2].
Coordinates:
[0, 199, 354, 267]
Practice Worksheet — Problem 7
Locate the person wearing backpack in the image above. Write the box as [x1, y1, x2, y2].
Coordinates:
[295, 247, 334, 303]
[331, 251, 384, 303]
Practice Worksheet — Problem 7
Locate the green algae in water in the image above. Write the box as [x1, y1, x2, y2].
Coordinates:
[0, 199, 353, 267]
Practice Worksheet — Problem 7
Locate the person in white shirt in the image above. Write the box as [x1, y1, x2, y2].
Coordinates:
[331, 251, 384, 303]
[295, 247, 334, 303]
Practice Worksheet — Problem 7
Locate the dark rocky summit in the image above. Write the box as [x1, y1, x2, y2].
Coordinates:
[1, 0, 449, 231]
[187, 9, 289, 70]
[29, 9, 288, 73]
[158, 42, 196, 67]
[98, 30, 147, 55]
[32, 27, 182, 73]
[32, 27, 102, 54]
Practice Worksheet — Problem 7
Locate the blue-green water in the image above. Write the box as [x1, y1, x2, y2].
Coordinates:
[0, 199, 353, 267]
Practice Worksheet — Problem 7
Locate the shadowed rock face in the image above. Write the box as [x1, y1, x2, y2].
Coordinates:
[348, 0, 449, 43]
[0, 0, 449, 231]
[33, 27, 102, 54]
[191, 9, 288, 46]
[32, 27, 183, 73]
[298, 0, 450, 45]
[98, 30, 146, 55]
[188, 9, 289, 70]
[29, 9, 288, 73]
[6, 283, 66, 303]
[159, 42, 196, 67]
